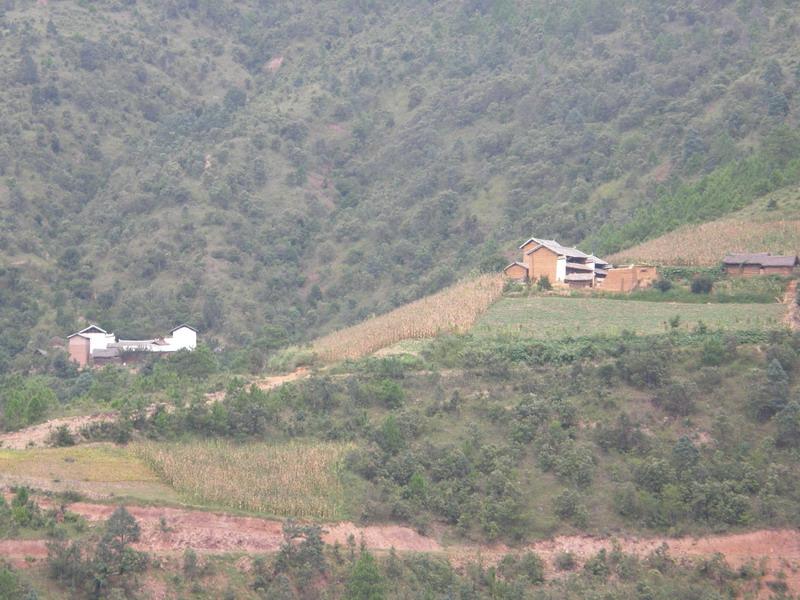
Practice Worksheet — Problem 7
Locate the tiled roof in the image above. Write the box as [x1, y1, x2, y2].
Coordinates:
[565, 273, 595, 282]
[566, 263, 594, 272]
[525, 239, 588, 259]
[70, 324, 108, 337]
[588, 254, 610, 266]
[762, 255, 799, 267]
[503, 261, 528, 272]
[723, 253, 798, 267]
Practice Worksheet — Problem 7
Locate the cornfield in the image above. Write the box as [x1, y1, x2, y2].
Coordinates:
[312, 274, 505, 362]
[608, 219, 800, 266]
[134, 440, 354, 520]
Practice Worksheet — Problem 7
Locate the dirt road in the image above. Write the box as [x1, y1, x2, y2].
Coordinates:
[784, 280, 800, 331]
[0, 413, 117, 450]
[253, 367, 311, 391]
[2, 498, 799, 594]
[0, 500, 438, 568]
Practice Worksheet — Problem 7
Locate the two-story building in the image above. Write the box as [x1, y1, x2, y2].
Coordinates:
[504, 238, 610, 288]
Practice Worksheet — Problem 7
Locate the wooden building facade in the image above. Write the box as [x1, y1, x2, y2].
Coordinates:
[504, 237, 612, 289]
[723, 253, 799, 277]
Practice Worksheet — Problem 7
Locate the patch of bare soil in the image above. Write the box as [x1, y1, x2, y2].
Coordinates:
[203, 368, 311, 404]
[323, 523, 440, 552]
[0, 539, 48, 568]
[254, 367, 311, 392]
[265, 55, 284, 73]
[0, 500, 432, 566]
[4, 498, 800, 595]
[0, 413, 116, 450]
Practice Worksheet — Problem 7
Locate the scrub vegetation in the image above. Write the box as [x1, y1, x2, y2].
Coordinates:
[4, 0, 800, 597]
[3, 0, 800, 374]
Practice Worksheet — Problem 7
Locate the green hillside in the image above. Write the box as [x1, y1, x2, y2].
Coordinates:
[2, 0, 800, 371]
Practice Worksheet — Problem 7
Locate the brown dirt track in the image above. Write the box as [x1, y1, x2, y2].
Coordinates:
[0, 413, 117, 450]
[3, 498, 800, 595]
[0, 368, 312, 450]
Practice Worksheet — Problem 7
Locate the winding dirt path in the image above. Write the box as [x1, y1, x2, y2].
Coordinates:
[0, 413, 117, 450]
[253, 367, 311, 391]
[0, 500, 438, 568]
[0, 369, 313, 450]
[2, 498, 799, 595]
[784, 279, 800, 331]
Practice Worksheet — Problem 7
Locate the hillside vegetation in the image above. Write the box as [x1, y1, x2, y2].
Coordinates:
[3, 0, 800, 372]
[610, 185, 800, 265]
[1, 278, 799, 597]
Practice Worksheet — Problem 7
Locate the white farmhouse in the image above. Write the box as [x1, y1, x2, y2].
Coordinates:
[167, 324, 198, 351]
[67, 324, 199, 368]
[117, 325, 198, 353]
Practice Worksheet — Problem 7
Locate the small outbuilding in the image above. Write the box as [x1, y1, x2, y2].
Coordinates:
[503, 261, 529, 282]
[723, 253, 799, 277]
[598, 265, 658, 292]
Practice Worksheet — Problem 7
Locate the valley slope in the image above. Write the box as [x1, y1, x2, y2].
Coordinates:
[2, 0, 800, 371]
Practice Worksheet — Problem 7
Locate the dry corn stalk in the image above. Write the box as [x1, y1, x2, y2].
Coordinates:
[609, 219, 800, 266]
[311, 274, 505, 362]
[134, 440, 353, 520]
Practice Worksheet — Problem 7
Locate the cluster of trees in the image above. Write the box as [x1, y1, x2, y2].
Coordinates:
[47, 506, 148, 599]
[1, 0, 799, 363]
[58, 327, 800, 539]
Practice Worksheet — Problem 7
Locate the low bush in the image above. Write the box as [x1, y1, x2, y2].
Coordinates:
[691, 276, 714, 294]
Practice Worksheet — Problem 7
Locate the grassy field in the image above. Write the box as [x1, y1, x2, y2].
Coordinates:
[0, 444, 178, 502]
[135, 440, 354, 520]
[472, 297, 786, 339]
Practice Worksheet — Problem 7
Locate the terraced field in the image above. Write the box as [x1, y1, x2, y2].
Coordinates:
[609, 187, 800, 266]
[473, 296, 786, 339]
[0, 444, 178, 502]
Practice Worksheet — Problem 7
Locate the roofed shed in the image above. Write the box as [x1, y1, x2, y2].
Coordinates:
[503, 262, 529, 282]
[723, 253, 799, 277]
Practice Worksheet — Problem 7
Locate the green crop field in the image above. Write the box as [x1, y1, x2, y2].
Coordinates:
[0, 444, 179, 503]
[473, 297, 786, 340]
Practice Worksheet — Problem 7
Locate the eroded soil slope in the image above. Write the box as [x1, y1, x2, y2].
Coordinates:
[2, 498, 798, 594]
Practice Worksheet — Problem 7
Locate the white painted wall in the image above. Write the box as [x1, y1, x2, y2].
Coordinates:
[84, 332, 116, 353]
[556, 257, 567, 282]
[170, 327, 197, 350]
[88, 326, 197, 355]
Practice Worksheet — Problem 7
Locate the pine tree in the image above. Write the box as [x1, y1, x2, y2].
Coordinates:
[345, 551, 386, 600]
[15, 53, 38, 85]
[672, 436, 699, 473]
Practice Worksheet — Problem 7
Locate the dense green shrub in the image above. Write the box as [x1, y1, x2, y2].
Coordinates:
[47, 506, 148, 599]
[0, 376, 55, 431]
[345, 551, 386, 600]
[653, 381, 697, 416]
[654, 279, 673, 292]
[691, 276, 714, 294]
[749, 359, 790, 421]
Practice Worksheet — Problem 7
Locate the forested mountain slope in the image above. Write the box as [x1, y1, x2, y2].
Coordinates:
[1, 0, 800, 369]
